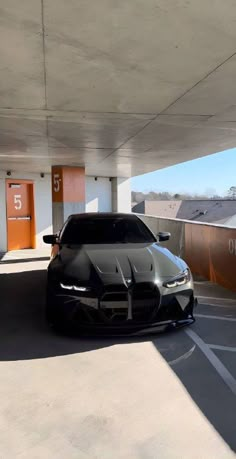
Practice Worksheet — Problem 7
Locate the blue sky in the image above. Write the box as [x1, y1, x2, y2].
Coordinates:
[131, 148, 236, 196]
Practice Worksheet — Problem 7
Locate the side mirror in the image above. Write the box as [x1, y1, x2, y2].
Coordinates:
[43, 234, 58, 245]
[157, 231, 171, 242]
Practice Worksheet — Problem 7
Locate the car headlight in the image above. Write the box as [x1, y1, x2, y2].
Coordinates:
[60, 283, 90, 292]
[163, 269, 191, 288]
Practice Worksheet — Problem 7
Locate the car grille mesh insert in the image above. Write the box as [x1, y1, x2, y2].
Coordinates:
[132, 283, 160, 322]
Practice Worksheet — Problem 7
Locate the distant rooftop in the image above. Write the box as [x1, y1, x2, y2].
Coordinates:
[132, 199, 236, 226]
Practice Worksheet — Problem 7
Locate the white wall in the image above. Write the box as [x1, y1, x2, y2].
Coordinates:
[0, 171, 52, 252]
[34, 175, 52, 248]
[112, 177, 131, 213]
[86, 176, 112, 212]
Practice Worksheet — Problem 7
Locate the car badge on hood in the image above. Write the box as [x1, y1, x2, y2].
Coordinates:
[126, 278, 132, 285]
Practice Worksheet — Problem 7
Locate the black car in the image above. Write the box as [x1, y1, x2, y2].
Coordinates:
[43, 213, 196, 335]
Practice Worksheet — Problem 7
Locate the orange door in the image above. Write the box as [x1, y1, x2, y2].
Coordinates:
[6, 181, 34, 250]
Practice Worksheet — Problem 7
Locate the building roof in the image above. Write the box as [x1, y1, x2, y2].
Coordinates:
[216, 214, 236, 227]
[133, 200, 236, 226]
[144, 200, 182, 219]
[177, 200, 236, 224]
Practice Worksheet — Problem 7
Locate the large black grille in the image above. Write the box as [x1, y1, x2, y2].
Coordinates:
[132, 283, 160, 322]
[99, 282, 160, 324]
[99, 285, 128, 323]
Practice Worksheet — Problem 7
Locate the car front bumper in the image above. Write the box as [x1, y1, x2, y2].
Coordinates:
[47, 285, 197, 335]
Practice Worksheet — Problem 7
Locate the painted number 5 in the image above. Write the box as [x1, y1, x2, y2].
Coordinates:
[53, 174, 61, 193]
[14, 194, 22, 210]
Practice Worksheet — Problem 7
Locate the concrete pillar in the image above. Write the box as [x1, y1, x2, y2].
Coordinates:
[51, 166, 85, 233]
[86, 176, 112, 212]
[112, 177, 131, 213]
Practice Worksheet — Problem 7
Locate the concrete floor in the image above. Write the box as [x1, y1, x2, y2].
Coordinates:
[0, 261, 236, 458]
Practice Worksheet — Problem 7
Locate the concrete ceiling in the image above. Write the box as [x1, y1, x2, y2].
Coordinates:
[1, 0, 236, 176]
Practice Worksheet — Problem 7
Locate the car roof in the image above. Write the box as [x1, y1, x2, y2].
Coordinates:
[68, 212, 139, 221]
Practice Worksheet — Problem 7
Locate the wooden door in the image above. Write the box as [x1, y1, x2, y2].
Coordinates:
[6, 181, 34, 250]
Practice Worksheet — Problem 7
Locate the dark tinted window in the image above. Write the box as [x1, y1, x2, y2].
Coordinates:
[61, 217, 156, 244]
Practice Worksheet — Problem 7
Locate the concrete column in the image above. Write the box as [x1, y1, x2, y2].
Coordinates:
[112, 177, 131, 213]
[51, 166, 85, 233]
[85, 176, 112, 212]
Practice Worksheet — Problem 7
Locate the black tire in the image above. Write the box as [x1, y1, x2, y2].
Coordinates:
[45, 286, 68, 334]
[46, 305, 69, 334]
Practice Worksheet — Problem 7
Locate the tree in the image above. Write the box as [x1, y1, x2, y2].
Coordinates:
[228, 186, 236, 199]
[132, 189, 225, 202]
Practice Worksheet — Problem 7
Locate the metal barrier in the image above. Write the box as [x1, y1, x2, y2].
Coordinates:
[138, 214, 236, 292]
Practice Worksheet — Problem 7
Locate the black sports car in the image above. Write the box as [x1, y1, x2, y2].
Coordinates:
[43, 213, 196, 335]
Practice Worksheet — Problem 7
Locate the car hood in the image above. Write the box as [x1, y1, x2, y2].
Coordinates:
[52, 243, 187, 286]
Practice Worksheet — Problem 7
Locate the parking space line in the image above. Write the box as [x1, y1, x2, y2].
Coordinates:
[197, 295, 236, 303]
[195, 314, 236, 322]
[208, 344, 236, 352]
[198, 302, 235, 309]
[185, 329, 236, 396]
[168, 345, 196, 366]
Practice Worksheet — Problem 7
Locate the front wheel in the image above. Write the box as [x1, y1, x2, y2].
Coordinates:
[46, 287, 69, 334]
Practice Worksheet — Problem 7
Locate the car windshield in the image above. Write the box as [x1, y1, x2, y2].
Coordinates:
[60, 217, 156, 244]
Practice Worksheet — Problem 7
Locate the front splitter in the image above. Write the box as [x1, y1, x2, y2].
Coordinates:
[67, 316, 195, 337]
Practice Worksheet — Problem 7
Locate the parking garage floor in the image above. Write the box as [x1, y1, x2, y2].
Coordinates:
[0, 261, 236, 458]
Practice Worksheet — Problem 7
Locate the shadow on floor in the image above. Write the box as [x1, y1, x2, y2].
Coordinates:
[0, 269, 141, 361]
[0, 268, 236, 453]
